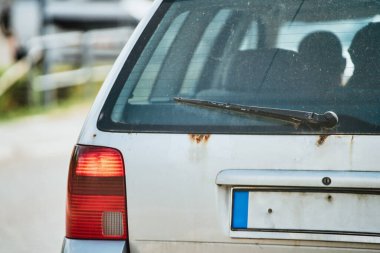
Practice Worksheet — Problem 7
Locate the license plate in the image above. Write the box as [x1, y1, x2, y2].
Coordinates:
[231, 188, 380, 235]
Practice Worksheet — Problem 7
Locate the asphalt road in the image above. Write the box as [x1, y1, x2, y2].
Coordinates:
[0, 105, 90, 253]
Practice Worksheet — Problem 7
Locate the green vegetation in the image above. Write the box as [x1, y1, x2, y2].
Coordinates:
[0, 95, 94, 122]
[0, 67, 29, 116]
[0, 66, 101, 121]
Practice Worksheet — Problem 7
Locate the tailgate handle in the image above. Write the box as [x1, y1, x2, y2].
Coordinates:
[216, 169, 380, 189]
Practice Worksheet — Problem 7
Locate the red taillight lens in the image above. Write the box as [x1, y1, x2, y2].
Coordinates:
[66, 145, 127, 240]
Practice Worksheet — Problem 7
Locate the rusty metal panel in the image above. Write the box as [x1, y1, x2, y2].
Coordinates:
[246, 191, 380, 233]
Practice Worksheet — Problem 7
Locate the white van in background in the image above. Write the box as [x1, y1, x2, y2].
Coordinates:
[63, 0, 380, 252]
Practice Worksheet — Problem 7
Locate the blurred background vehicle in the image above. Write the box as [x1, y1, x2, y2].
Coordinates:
[0, 0, 152, 107]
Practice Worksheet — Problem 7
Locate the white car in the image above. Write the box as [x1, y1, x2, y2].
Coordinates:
[62, 0, 380, 252]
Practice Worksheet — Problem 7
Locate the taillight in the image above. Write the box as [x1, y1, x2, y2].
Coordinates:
[66, 145, 127, 240]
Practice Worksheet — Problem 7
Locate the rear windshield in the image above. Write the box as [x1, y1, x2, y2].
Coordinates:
[98, 0, 380, 134]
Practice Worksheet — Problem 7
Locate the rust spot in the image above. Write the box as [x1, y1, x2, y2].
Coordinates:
[349, 135, 354, 167]
[316, 135, 330, 146]
[189, 134, 210, 144]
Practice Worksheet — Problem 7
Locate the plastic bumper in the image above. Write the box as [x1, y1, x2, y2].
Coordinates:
[62, 238, 126, 253]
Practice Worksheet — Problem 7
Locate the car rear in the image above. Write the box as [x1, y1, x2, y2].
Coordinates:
[63, 0, 380, 252]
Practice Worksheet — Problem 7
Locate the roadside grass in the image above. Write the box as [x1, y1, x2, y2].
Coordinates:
[0, 59, 104, 122]
[0, 80, 101, 122]
[0, 95, 94, 122]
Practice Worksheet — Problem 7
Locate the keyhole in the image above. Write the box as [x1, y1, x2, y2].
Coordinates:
[322, 177, 331, 186]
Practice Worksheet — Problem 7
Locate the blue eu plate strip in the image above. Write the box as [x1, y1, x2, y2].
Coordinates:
[232, 190, 248, 229]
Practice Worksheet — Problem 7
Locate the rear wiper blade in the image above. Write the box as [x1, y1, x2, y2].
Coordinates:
[174, 97, 338, 129]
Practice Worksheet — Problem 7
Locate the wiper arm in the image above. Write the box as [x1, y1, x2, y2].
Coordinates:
[174, 97, 338, 129]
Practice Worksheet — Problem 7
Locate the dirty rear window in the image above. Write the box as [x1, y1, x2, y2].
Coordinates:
[98, 0, 380, 134]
